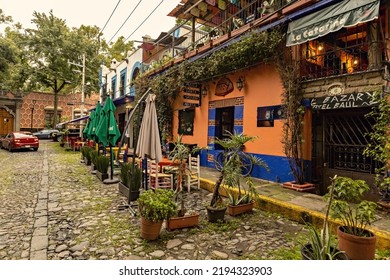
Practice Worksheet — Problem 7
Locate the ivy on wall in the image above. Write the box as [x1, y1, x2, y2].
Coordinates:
[134, 29, 284, 139]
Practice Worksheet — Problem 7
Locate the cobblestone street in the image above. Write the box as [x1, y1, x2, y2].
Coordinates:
[1, 141, 312, 260]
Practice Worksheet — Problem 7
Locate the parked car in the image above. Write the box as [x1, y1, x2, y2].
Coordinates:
[33, 129, 60, 139]
[0, 131, 39, 152]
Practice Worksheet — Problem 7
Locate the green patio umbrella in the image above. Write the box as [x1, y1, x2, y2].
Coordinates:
[89, 102, 102, 144]
[95, 97, 121, 184]
[83, 112, 93, 139]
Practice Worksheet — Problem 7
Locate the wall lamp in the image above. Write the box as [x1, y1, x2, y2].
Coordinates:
[236, 76, 245, 91]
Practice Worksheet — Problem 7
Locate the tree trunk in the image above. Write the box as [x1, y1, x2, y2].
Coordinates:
[210, 173, 224, 207]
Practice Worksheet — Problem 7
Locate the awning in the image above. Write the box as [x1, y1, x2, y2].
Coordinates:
[286, 0, 380, 47]
[56, 115, 89, 127]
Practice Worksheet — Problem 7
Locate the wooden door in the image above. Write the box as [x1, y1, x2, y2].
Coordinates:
[0, 108, 14, 136]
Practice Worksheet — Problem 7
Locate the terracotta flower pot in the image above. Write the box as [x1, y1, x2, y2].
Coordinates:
[337, 226, 376, 260]
[140, 217, 163, 241]
[228, 201, 254, 216]
[166, 212, 199, 230]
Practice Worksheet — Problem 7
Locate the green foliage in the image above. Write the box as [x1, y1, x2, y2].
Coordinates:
[138, 189, 177, 222]
[363, 91, 390, 201]
[120, 162, 142, 191]
[327, 176, 377, 237]
[214, 131, 269, 206]
[90, 150, 98, 166]
[81, 146, 93, 161]
[134, 29, 284, 138]
[275, 45, 305, 184]
[95, 155, 110, 174]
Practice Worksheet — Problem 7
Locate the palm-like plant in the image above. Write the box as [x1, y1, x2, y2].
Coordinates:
[211, 131, 269, 207]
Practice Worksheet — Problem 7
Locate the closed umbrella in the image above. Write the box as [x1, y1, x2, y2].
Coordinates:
[83, 111, 93, 139]
[136, 94, 162, 189]
[89, 102, 102, 144]
[95, 97, 121, 184]
[136, 94, 162, 162]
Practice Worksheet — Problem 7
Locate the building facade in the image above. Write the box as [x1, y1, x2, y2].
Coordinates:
[99, 0, 389, 195]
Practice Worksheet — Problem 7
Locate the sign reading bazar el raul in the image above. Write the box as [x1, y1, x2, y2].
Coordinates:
[310, 92, 379, 110]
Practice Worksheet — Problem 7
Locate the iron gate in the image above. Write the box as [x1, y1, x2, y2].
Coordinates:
[312, 108, 379, 193]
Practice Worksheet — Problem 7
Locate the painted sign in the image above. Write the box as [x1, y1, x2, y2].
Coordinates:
[183, 83, 201, 107]
[310, 92, 378, 110]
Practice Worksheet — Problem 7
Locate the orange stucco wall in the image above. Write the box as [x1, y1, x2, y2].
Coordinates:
[172, 64, 289, 157]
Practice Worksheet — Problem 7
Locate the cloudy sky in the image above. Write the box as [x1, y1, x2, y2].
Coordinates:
[0, 0, 180, 45]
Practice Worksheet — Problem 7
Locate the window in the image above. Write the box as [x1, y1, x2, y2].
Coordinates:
[178, 109, 195, 135]
[120, 70, 126, 96]
[257, 105, 283, 127]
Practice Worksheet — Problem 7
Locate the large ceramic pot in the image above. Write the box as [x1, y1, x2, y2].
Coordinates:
[301, 243, 348, 260]
[206, 206, 227, 223]
[227, 201, 254, 216]
[166, 212, 199, 230]
[337, 226, 376, 260]
[140, 217, 163, 241]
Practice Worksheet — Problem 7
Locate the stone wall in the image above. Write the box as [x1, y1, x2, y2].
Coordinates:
[301, 70, 384, 98]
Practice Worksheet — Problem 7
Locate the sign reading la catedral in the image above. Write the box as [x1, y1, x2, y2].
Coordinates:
[183, 82, 201, 107]
[310, 92, 379, 110]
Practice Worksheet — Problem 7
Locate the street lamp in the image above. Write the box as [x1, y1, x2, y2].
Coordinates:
[30, 99, 37, 131]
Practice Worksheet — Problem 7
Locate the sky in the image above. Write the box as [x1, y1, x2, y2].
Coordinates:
[0, 0, 180, 45]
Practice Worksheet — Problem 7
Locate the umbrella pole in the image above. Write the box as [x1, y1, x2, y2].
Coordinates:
[103, 143, 119, 185]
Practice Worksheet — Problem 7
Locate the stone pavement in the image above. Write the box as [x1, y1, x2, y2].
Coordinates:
[0, 141, 389, 260]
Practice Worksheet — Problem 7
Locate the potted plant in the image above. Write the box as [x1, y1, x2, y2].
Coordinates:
[165, 135, 201, 230]
[138, 189, 177, 240]
[81, 146, 92, 166]
[327, 176, 377, 260]
[90, 149, 98, 174]
[209, 131, 269, 221]
[301, 175, 348, 260]
[95, 155, 110, 181]
[119, 161, 142, 201]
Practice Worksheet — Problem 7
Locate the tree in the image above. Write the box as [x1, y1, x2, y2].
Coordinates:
[101, 36, 134, 66]
[24, 11, 104, 128]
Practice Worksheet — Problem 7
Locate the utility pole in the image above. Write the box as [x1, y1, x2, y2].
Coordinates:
[68, 53, 86, 138]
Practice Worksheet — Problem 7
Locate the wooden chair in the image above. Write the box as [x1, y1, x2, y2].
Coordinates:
[186, 154, 200, 192]
[148, 159, 173, 190]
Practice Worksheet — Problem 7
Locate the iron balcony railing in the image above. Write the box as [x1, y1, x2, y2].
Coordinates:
[300, 40, 387, 81]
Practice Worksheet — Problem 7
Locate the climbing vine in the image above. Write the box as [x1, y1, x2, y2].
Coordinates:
[275, 44, 306, 185]
[363, 91, 390, 201]
[134, 28, 284, 138]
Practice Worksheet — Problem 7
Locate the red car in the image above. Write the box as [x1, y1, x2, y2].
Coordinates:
[0, 131, 39, 152]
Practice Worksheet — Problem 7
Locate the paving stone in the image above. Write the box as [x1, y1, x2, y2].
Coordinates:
[30, 250, 47, 260]
[30, 236, 48, 252]
[166, 239, 182, 249]
[149, 250, 165, 258]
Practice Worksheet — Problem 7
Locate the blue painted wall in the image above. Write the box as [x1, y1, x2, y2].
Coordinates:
[200, 149, 295, 183]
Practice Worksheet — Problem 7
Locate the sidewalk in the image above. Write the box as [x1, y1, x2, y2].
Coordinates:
[199, 167, 390, 250]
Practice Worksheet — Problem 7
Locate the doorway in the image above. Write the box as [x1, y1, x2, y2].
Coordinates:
[312, 108, 378, 194]
[0, 108, 14, 136]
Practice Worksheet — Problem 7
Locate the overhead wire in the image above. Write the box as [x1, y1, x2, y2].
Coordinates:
[124, 0, 165, 42]
[100, 0, 123, 34]
[107, 0, 144, 45]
